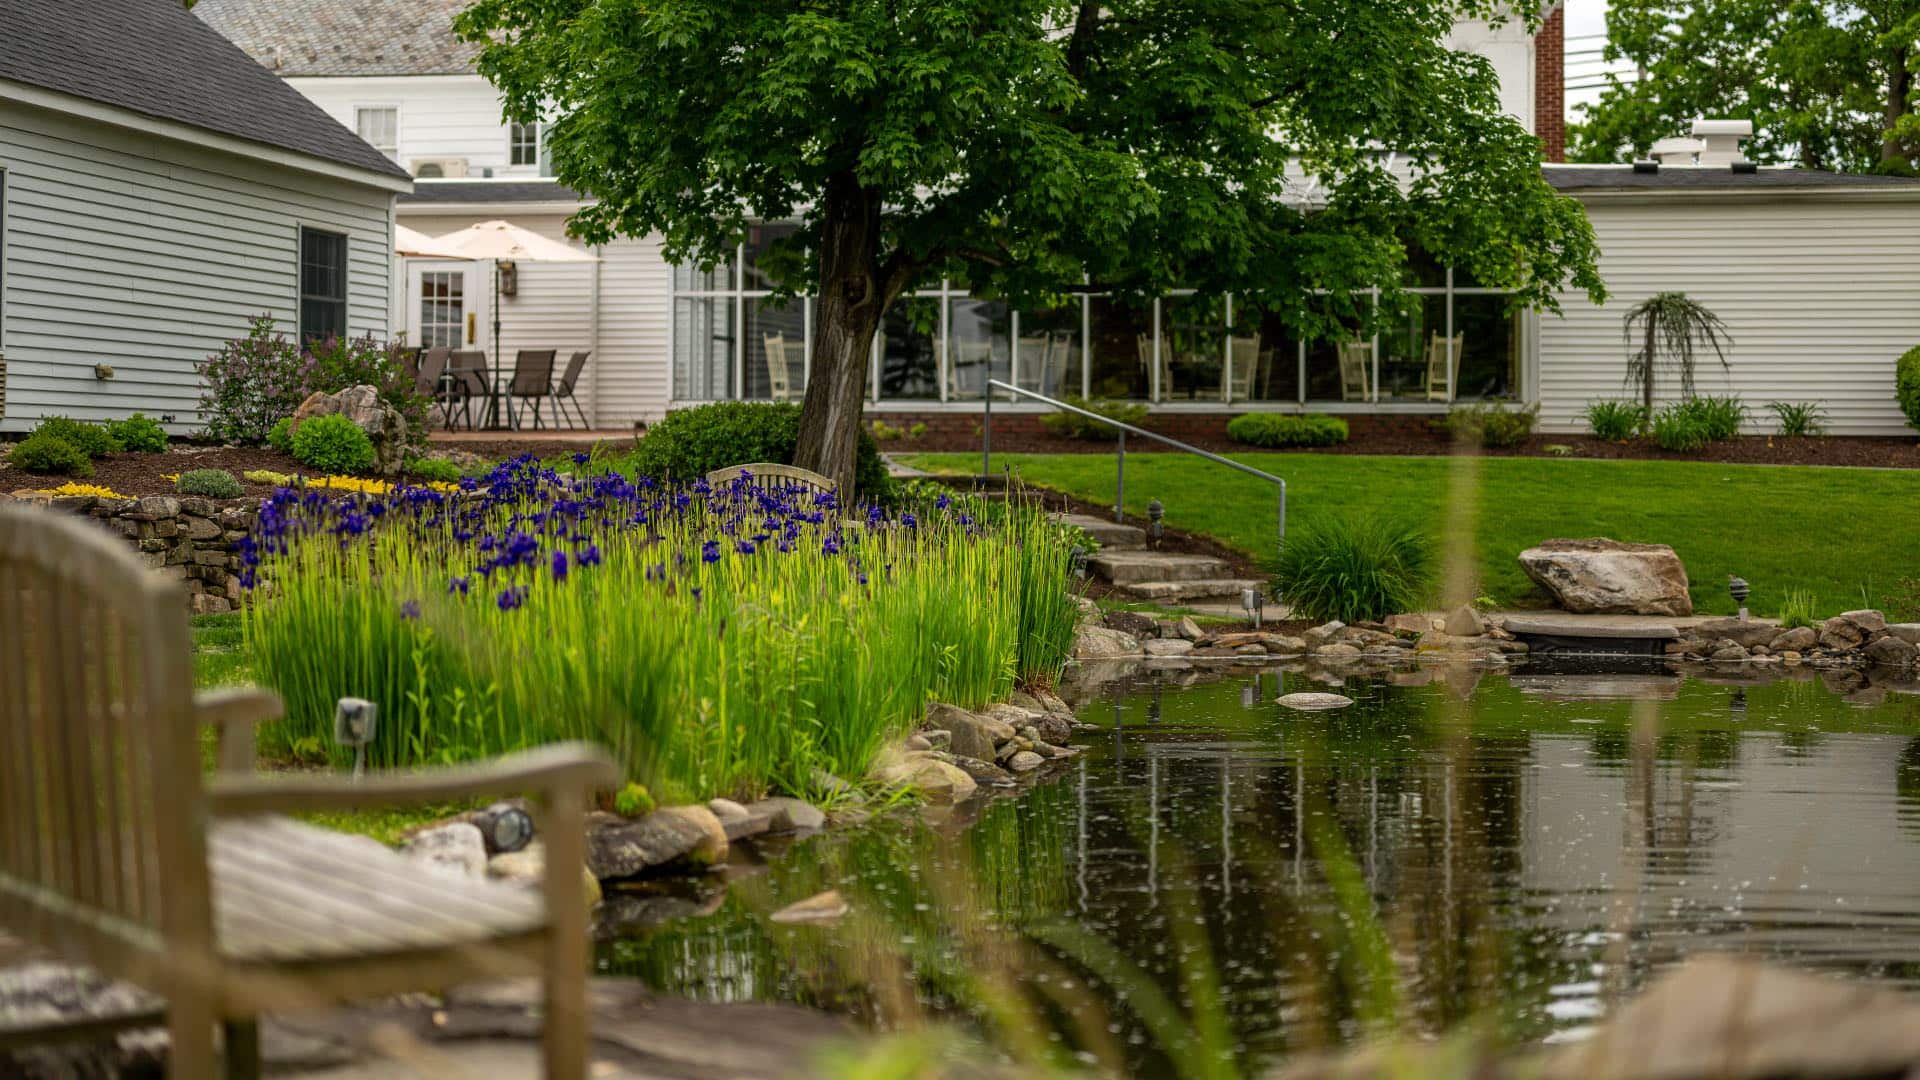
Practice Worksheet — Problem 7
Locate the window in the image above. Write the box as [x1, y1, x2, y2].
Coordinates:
[355, 107, 398, 160]
[418, 271, 464, 349]
[510, 122, 541, 167]
[299, 227, 348, 345]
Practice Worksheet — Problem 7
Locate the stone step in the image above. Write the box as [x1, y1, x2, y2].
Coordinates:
[1089, 550, 1232, 584]
[1053, 513, 1145, 550]
[1118, 578, 1269, 602]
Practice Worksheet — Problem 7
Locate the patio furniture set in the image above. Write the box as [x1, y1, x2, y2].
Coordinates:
[400, 346, 592, 431]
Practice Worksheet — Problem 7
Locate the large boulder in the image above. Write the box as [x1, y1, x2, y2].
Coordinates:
[1073, 625, 1143, 659]
[584, 806, 727, 880]
[402, 822, 487, 881]
[1692, 617, 1778, 650]
[1517, 538, 1693, 616]
[289, 384, 409, 477]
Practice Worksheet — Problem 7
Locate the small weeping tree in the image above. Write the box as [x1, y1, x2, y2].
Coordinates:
[1622, 292, 1733, 413]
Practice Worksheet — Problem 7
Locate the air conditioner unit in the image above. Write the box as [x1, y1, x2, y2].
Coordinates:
[410, 157, 469, 179]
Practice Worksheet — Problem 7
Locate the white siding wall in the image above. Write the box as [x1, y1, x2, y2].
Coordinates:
[397, 211, 673, 427]
[1447, 17, 1535, 134]
[0, 100, 393, 432]
[1536, 195, 1920, 436]
[288, 75, 543, 180]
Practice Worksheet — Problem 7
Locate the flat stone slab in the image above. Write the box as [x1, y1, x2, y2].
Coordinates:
[1090, 550, 1233, 584]
[1502, 613, 1683, 640]
[1276, 692, 1354, 711]
[1120, 578, 1267, 601]
[1053, 512, 1146, 550]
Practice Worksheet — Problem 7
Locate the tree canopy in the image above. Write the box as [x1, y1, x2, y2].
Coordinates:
[1570, 0, 1920, 172]
[457, 0, 1604, 485]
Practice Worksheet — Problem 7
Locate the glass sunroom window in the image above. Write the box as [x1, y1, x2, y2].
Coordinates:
[1086, 297, 1151, 401]
[878, 296, 941, 400]
[946, 296, 1010, 400]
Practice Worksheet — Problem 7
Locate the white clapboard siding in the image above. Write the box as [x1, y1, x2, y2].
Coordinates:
[1538, 195, 1920, 436]
[0, 101, 393, 432]
[289, 75, 543, 181]
[592, 235, 673, 427]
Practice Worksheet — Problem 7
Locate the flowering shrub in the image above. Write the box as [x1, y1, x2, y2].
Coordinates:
[197, 316, 314, 445]
[290, 414, 376, 475]
[303, 333, 429, 446]
[242, 458, 1079, 801]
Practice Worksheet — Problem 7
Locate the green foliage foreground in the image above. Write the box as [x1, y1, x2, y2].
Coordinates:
[242, 459, 1077, 802]
[903, 451, 1920, 619]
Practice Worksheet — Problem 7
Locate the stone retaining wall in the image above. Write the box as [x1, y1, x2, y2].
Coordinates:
[3, 491, 255, 613]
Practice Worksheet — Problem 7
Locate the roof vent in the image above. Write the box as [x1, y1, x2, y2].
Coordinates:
[1650, 137, 1699, 166]
[1632, 160, 1659, 174]
[1692, 118, 1753, 167]
[1730, 160, 1758, 175]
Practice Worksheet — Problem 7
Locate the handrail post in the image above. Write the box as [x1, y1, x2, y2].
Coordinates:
[982, 390, 992, 479]
[1115, 428, 1126, 523]
[1278, 482, 1287, 553]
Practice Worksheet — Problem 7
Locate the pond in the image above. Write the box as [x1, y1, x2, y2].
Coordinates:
[596, 659, 1920, 1076]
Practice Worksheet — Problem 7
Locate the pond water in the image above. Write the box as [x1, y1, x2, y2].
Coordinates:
[597, 660, 1920, 1075]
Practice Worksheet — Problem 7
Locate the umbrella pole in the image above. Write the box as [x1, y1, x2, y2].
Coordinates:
[492, 259, 509, 430]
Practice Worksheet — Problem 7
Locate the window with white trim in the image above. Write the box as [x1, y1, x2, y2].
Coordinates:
[355, 106, 399, 161]
[509, 122, 541, 167]
[298, 227, 348, 345]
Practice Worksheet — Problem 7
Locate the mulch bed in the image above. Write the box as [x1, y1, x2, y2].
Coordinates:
[0, 445, 309, 501]
[904, 426, 1920, 468]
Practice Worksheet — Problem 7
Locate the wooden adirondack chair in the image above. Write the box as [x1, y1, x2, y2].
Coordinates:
[0, 503, 619, 1078]
[705, 462, 838, 497]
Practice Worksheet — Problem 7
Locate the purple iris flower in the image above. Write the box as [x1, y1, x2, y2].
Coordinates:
[551, 549, 569, 582]
[701, 539, 721, 564]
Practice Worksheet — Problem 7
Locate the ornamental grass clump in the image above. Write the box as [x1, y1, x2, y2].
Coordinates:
[1270, 514, 1434, 624]
[242, 458, 1079, 803]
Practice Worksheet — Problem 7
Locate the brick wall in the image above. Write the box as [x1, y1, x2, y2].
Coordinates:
[1534, 5, 1566, 163]
[865, 410, 1443, 454]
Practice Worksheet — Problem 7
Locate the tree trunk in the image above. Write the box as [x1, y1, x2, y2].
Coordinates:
[1885, 43, 1911, 166]
[794, 175, 888, 493]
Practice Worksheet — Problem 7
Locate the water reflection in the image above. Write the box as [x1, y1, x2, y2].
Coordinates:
[599, 662, 1920, 1074]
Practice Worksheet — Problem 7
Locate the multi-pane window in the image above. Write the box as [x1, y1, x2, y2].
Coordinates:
[298, 227, 348, 345]
[418, 271, 464, 349]
[509, 122, 541, 167]
[355, 107, 398, 160]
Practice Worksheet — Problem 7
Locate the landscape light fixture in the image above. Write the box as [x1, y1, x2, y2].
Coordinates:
[1146, 498, 1165, 541]
[471, 802, 536, 855]
[1242, 587, 1265, 629]
[1728, 575, 1750, 620]
[1069, 545, 1089, 581]
[333, 697, 377, 779]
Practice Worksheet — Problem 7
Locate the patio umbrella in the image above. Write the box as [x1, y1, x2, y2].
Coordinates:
[394, 224, 468, 259]
[427, 220, 599, 370]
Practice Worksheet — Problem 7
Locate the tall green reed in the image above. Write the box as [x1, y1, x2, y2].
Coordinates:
[242, 460, 1077, 802]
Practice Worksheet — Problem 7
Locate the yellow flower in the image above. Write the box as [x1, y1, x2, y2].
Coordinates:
[161, 473, 179, 483]
[34, 481, 131, 499]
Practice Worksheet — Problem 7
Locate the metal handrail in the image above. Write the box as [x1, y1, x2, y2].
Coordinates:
[982, 379, 1286, 549]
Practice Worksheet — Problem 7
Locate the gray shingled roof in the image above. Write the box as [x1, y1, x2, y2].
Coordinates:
[402, 181, 583, 204]
[1547, 165, 1920, 191]
[195, 0, 481, 77]
[0, 0, 407, 180]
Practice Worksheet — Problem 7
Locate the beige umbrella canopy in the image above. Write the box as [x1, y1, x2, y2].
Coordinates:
[429, 220, 599, 364]
[393, 224, 468, 259]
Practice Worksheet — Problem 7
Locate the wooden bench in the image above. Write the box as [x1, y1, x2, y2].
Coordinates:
[0, 503, 619, 1078]
[704, 462, 837, 497]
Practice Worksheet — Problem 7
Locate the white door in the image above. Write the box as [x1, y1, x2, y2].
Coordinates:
[405, 261, 484, 350]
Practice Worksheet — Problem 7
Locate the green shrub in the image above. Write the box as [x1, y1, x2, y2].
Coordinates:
[403, 456, 463, 485]
[1441, 401, 1539, 448]
[197, 315, 311, 446]
[304, 334, 429, 449]
[1689, 394, 1747, 440]
[612, 782, 656, 818]
[267, 417, 296, 454]
[1584, 400, 1646, 441]
[1224, 412, 1349, 448]
[290, 414, 376, 475]
[1766, 400, 1826, 437]
[1650, 402, 1712, 453]
[105, 413, 168, 453]
[1037, 397, 1149, 441]
[32, 416, 122, 458]
[1271, 514, 1435, 624]
[1777, 587, 1818, 630]
[7, 432, 93, 477]
[1900, 345, 1920, 432]
[626, 402, 890, 499]
[175, 468, 244, 499]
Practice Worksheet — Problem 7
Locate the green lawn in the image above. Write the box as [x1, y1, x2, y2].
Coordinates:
[902, 452, 1920, 619]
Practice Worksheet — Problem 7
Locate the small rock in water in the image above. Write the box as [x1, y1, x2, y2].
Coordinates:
[769, 889, 850, 924]
[1444, 604, 1487, 637]
[903, 733, 933, 751]
[1144, 638, 1195, 657]
[403, 822, 488, 881]
[752, 796, 827, 832]
[1008, 750, 1046, 772]
[706, 797, 750, 823]
[1276, 692, 1354, 711]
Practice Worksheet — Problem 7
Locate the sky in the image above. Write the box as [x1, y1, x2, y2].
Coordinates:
[1563, 0, 1630, 121]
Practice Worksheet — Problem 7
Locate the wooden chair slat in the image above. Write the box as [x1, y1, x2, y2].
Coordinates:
[704, 462, 838, 496]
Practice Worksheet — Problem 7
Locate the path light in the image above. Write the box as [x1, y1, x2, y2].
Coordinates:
[1242, 586, 1265, 629]
[471, 802, 535, 855]
[1146, 498, 1165, 541]
[1069, 545, 1089, 581]
[1728, 574, 1750, 619]
[333, 697, 377, 779]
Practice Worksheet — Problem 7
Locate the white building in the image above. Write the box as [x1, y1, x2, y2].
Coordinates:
[0, 0, 408, 434]
[198, 1, 1920, 436]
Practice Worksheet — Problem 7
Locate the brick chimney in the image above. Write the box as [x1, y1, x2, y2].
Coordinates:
[1534, 5, 1566, 162]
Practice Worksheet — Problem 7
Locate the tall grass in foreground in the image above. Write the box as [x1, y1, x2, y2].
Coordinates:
[241, 459, 1077, 802]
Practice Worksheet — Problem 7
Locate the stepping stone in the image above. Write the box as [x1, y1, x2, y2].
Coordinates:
[1276, 692, 1353, 711]
[1119, 578, 1268, 602]
[1053, 513, 1146, 550]
[1089, 550, 1231, 584]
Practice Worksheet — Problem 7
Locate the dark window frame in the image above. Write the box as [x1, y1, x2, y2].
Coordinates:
[298, 226, 348, 346]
